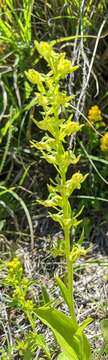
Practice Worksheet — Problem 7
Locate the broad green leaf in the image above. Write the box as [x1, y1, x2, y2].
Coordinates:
[79, 333, 92, 360]
[33, 306, 92, 359]
[34, 305, 77, 340]
[34, 304, 91, 359]
[55, 337, 78, 360]
[55, 276, 73, 315]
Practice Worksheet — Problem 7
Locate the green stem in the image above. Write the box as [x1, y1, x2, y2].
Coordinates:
[64, 226, 77, 325]
[61, 170, 77, 325]
[56, 127, 77, 324]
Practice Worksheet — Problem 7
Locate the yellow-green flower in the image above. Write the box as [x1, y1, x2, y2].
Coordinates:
[7, 257, 21, 271]
[100, 132, 108, 152]
[88, 105, 102, 123]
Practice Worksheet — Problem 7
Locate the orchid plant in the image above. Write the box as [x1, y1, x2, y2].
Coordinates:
[25, 40, 92, 360]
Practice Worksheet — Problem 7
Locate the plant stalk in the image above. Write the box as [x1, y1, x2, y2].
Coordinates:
[61, 171, 77, 325]
[64, 226, 77, 325]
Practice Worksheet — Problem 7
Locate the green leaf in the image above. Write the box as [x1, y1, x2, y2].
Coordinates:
[55, 276, 72, 315]
[75, 332, 91, 360]
[33, 305, 80, 360]
[79, 318, 93, 332]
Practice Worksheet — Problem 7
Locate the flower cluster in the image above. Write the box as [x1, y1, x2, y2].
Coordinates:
[7, 257, 21, 271]
[5, 257, 23, 286]
[100, 132, 108, 152]
[88, 105, 102, 123]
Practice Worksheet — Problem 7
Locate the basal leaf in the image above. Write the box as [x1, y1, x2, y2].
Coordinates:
[34, 304, 91, 359]
[34, 304, 79, 360]
[34, 305, 77, 342]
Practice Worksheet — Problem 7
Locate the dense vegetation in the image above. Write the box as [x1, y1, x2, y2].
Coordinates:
[0, 1, 108, 359]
